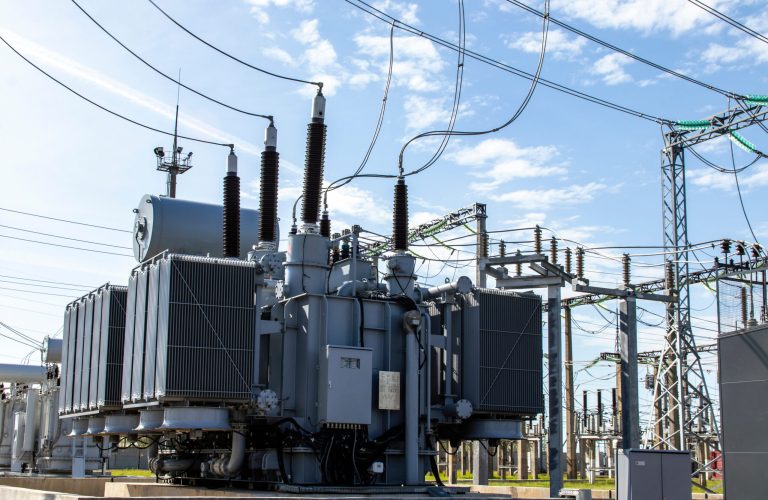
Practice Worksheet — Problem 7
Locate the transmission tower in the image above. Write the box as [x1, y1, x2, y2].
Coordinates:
[647, 101, 768, 474]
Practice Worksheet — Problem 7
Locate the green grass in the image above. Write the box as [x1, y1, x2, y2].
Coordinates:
[425, 472, 723, 494]
[108, 469, 154, 477]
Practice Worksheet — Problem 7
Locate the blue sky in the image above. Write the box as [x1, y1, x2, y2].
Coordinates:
[1, 0, 766, 429]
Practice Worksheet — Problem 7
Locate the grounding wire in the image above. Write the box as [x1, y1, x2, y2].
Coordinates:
[344, 0, 666, 123]
[323, 20, 396, 205]
[505, 0, 741, 99]
[0, 207, 129, 233]
[687, 0, 768, 46]
[0, 34, 234, 149]
[146, 0, 322, 89]
[0, 234, 133, 257]
[397, 0, 548, 176]
[70, 0, 273, 121]
[0, 223, 131, 249]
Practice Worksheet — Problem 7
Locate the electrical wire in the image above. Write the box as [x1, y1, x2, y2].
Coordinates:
[146, 0, 322, 89]
[0, 279, 93, 293]
[344, 0, 667, 123]
[398, 0, 549, 176]
[687, 0, 768, 46]
[505, 0, 741, 99]
[0, 286, 78, 298]
[730, 136, 763, 251]
[324, 20, 395, 202]
[0, 234, 133, 257]
[398, 0, 467, 176]
[0, 223, 131, 250]
[0, 207, 129, 233]
[0, 274, 96, 290]
[0, 34, 234, 148]
[0, 321, 42, 345]
[69, 0, 272, 122]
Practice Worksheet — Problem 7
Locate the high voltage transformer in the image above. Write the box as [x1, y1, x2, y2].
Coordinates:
[54, 94, 544, 486]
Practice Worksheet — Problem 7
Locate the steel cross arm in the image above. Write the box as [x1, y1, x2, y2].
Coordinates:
[363, 203, 486, 256]
[666, 105, 768, 149]
[572, 280, 673, 303]
[601, 343, 718, 364]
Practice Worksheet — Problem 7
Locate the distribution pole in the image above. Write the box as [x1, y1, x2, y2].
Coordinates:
[619, 296, 640, 449]
[548, 284, 563, 497]
[564, 305, 577, 479]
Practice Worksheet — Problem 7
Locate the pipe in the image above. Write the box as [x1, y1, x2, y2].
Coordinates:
[212, 431, 246, 477]
[403, 310, 421, 484]
[0, 364, 46, 383]
[422, 276, 473, 300]
[156, 458, 196, 473]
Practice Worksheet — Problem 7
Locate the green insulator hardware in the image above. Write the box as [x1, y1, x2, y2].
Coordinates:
[729, 131, 757, 153]
[676, 119, 710, 130]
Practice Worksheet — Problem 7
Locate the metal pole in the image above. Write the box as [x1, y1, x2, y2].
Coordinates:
[547, 284, 563, 497]
[564, 305, 577, 479]
[476, 210, 487, 288]
[619, 296, 640, 449]
[405, 324, 419, 485]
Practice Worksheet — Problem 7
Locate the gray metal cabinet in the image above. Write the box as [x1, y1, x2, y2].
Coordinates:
[617, 449, 691, 500]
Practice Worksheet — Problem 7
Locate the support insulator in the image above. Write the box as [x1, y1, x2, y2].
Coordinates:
[534, 225, 542, 255]
[223, 150, 240, 258]
[515, 250, 522, 276]
[258, 148, 279, 243]
[479, 233, 489, 258]
[498, 240, 506, 258]
[550, 237, 558, 264]
[665, 261, 674, 290]
[721, 239, 731, 255]
[393, 177, 409, 252]
[736, 242, 746, 256]
[752, 244, 762, 259]
[320, 211, 331, 238]
[341, 229, 351, 259]
[741, 287, 748, 327]
[565, 248, 572, 275]
[576, 247, 585, 279]
[622, 253, 631, 287]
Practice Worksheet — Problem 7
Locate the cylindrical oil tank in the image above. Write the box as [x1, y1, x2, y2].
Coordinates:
[132, 194, 270, 262]
[0, 364, 46, 383]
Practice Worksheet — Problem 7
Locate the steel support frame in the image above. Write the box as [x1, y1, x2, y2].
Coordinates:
[648, 132, 720, 470]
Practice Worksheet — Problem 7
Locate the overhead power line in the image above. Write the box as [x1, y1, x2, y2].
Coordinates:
[0, 34, 234, 148]
[344, 0, 667, 123]
[504, 0, 741, 98]
[687, 0, 768, 46]
[0, 207, 130, 233]
[0, 234, 133, 257]
[0, 274, 96, 289]
[146, 0, 323, 89]
[0, 224, 130, 249]
[70, 0, 272, 121]
[0, 287, 78, 299]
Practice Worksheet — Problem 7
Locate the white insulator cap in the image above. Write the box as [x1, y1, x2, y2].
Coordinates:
[227, 150, 238, 174]
[311, 93, 326, 121]
[264, 123, 277, 149]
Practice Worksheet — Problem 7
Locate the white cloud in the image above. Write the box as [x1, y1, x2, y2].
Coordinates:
[491, 182, 609, 208]
[451, 139, 566, 192]
[689, 163, 768, 191]
[325, 184, 391, 224]
[402, 95, 451, 130]
[355, 34, 445, 92]
[549, 0, 729, 36]
[0, 30, 264, 155]
[261, 46, 296, 66]
[245, 0, 315, 23]
[372, 0, 420, 24]
[289, 20, 341, 96]
[592, 53, 633, 85]
[506, 29, 586, 58]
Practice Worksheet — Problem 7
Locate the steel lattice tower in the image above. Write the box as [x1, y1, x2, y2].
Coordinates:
[646, 103, 768, 474]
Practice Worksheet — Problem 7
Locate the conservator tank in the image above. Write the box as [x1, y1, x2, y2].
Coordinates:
[131, 194, 265, 262]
